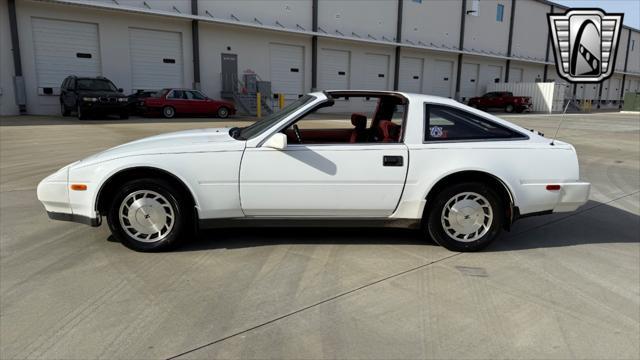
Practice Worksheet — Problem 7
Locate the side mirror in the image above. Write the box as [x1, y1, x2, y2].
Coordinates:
[263, 133, 287, 150]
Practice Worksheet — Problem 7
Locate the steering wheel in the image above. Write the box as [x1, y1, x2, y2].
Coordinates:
[292, 124, 303, 144]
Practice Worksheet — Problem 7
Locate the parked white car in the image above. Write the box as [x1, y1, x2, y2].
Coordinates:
[37, 90, 590, 252]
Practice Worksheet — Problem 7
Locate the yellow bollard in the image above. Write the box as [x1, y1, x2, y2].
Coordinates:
[279, 93, 285, 109]
[256, 92, 261, 118]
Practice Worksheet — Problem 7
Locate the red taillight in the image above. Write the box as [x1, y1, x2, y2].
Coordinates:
[546, 185, 561, 191]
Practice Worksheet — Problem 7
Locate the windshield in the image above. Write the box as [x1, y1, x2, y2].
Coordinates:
[234, 95, 316, 140]
[76, 79, 118, 92]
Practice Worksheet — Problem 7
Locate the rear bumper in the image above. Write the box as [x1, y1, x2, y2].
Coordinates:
[518, 181, 591, 215]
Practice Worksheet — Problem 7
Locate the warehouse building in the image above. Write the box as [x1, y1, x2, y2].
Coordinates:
[1, 0, 639, 115]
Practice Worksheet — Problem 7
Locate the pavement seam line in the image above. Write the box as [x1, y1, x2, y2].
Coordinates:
[166, 252, 462, 359]
[167, 190, 639, 358]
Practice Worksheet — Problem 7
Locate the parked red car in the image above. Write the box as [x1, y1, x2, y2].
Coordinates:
[468, 91, 532, 113]
[142, 88, 236, 118]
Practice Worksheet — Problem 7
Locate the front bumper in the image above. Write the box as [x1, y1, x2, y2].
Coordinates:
[79, 101, 128, 114]
[47, 211, 101, 226]
[37, 165, 101, 227]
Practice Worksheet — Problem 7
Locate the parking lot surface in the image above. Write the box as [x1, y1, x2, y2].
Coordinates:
[1, 112, 639, 359]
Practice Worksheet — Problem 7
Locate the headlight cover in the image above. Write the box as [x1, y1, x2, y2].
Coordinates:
[82, 97, 98, 102]
[117, 98, 128, 102]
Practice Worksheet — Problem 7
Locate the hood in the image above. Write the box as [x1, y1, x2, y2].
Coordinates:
[75, 128, 244, 167]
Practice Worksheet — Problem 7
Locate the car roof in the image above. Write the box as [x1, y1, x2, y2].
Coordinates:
[316, 90, 461, 106]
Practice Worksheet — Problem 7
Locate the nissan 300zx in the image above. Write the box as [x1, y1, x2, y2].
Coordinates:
[38, 91, 590, 252]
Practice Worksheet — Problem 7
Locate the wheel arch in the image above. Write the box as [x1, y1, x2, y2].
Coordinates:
[422, 170, 516, 230]
[95, 166, 198, 216]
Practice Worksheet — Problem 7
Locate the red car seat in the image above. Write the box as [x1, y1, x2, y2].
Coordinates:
[349, 113, 368, 143]
[377, 120, 401, 143]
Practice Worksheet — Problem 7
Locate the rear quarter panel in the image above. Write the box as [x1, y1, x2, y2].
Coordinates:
[394, 141, 581, 218]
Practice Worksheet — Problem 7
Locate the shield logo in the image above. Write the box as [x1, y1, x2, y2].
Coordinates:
[548, 9, 624, 83]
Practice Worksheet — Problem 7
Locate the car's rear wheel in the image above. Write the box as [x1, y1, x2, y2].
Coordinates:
[163, 106, 176, 118]
[107, 178, 189, 252]
[61, 103, 70, 116]
[505, 104, 515, 113]
[426, 182, 503, 252]
[217, 107, 229, 118]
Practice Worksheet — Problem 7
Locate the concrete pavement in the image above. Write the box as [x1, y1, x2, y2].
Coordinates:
[0, 112, 638, 359]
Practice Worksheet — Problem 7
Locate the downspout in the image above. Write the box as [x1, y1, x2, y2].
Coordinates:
[504, 0, 516, 83]
[543, 4, 553, 81]
[191, 0, 200, 89]
[311, 0, 318, 90]
[455, 0, 467, 101]
[393, 0, 403, 91]
[620, 29, 631, 106]
[8, 0, 26, 113]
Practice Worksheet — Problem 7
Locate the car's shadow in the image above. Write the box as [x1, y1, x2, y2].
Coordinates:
[166, 200, 639, 252]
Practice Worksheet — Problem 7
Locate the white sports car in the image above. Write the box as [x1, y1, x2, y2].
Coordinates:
[37, 91, 590, 252]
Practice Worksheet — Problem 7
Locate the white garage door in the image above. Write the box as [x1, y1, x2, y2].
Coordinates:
[509, 67, 523, 83]
[363, 54, 389, 90]
[431, 60, 453, 98]
[129, 28, 183, 91]
[319, 49, 350, 90]
[583, 83, 599, 100]
[460, 63, 479, 101]
[485, 65, 502, 90]
[270, 43, 304, 99]
[398, 57, 423, 93]
[31, 18, 101, 94]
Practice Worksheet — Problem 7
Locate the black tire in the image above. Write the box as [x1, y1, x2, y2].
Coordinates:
[425, 182, 504, 252]
[119, 112, 130, 120]
[504, 104, 515, 113]
[162, 106, 176, 119]
[515, 107, 525, 113]
[61, 103, 70, 116]
[217, 106, 230, 118]
[77, 105, 88, 120]
[107, 178, 191, 252]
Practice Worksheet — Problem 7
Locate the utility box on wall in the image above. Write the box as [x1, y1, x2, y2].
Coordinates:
[622, 92, 640, 112]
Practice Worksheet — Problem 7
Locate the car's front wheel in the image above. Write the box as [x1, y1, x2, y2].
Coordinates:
[107, 178, 189, 251]
[426, 182, 504, 252]
[61, 103, 70, 116]
[77, 105, 88, 120]
[162, 106, 176, 118]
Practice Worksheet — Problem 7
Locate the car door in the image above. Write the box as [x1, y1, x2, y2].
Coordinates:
[186, 90, 209, 115]
[166, 90, 189, 114]
[240, 99, 409, 218]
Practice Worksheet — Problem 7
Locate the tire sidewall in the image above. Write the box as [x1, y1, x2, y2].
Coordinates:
[427, 182, 504, 252]
[163, 106, 175, 118]
[217, 107, 229, 118]
[107, 179, 186, 252]
[505, 104, 514, 113]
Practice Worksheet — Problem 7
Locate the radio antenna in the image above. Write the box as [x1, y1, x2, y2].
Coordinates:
[551, 99, 571, 146]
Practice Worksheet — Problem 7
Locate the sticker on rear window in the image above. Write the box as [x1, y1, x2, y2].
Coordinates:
[430, 126, 444, 138]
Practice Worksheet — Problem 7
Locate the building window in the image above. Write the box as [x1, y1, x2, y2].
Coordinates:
[412, 0, 422, 3]
[496, 4, 504, 22]
[632, 39, 636, 51]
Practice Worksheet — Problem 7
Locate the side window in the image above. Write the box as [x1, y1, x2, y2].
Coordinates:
[187, 91, 206, 100]
[424, 104, 525, 141]
[168, 90, 184, 99]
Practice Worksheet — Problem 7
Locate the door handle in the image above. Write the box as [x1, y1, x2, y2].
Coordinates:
[383, 155, 403, 167]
